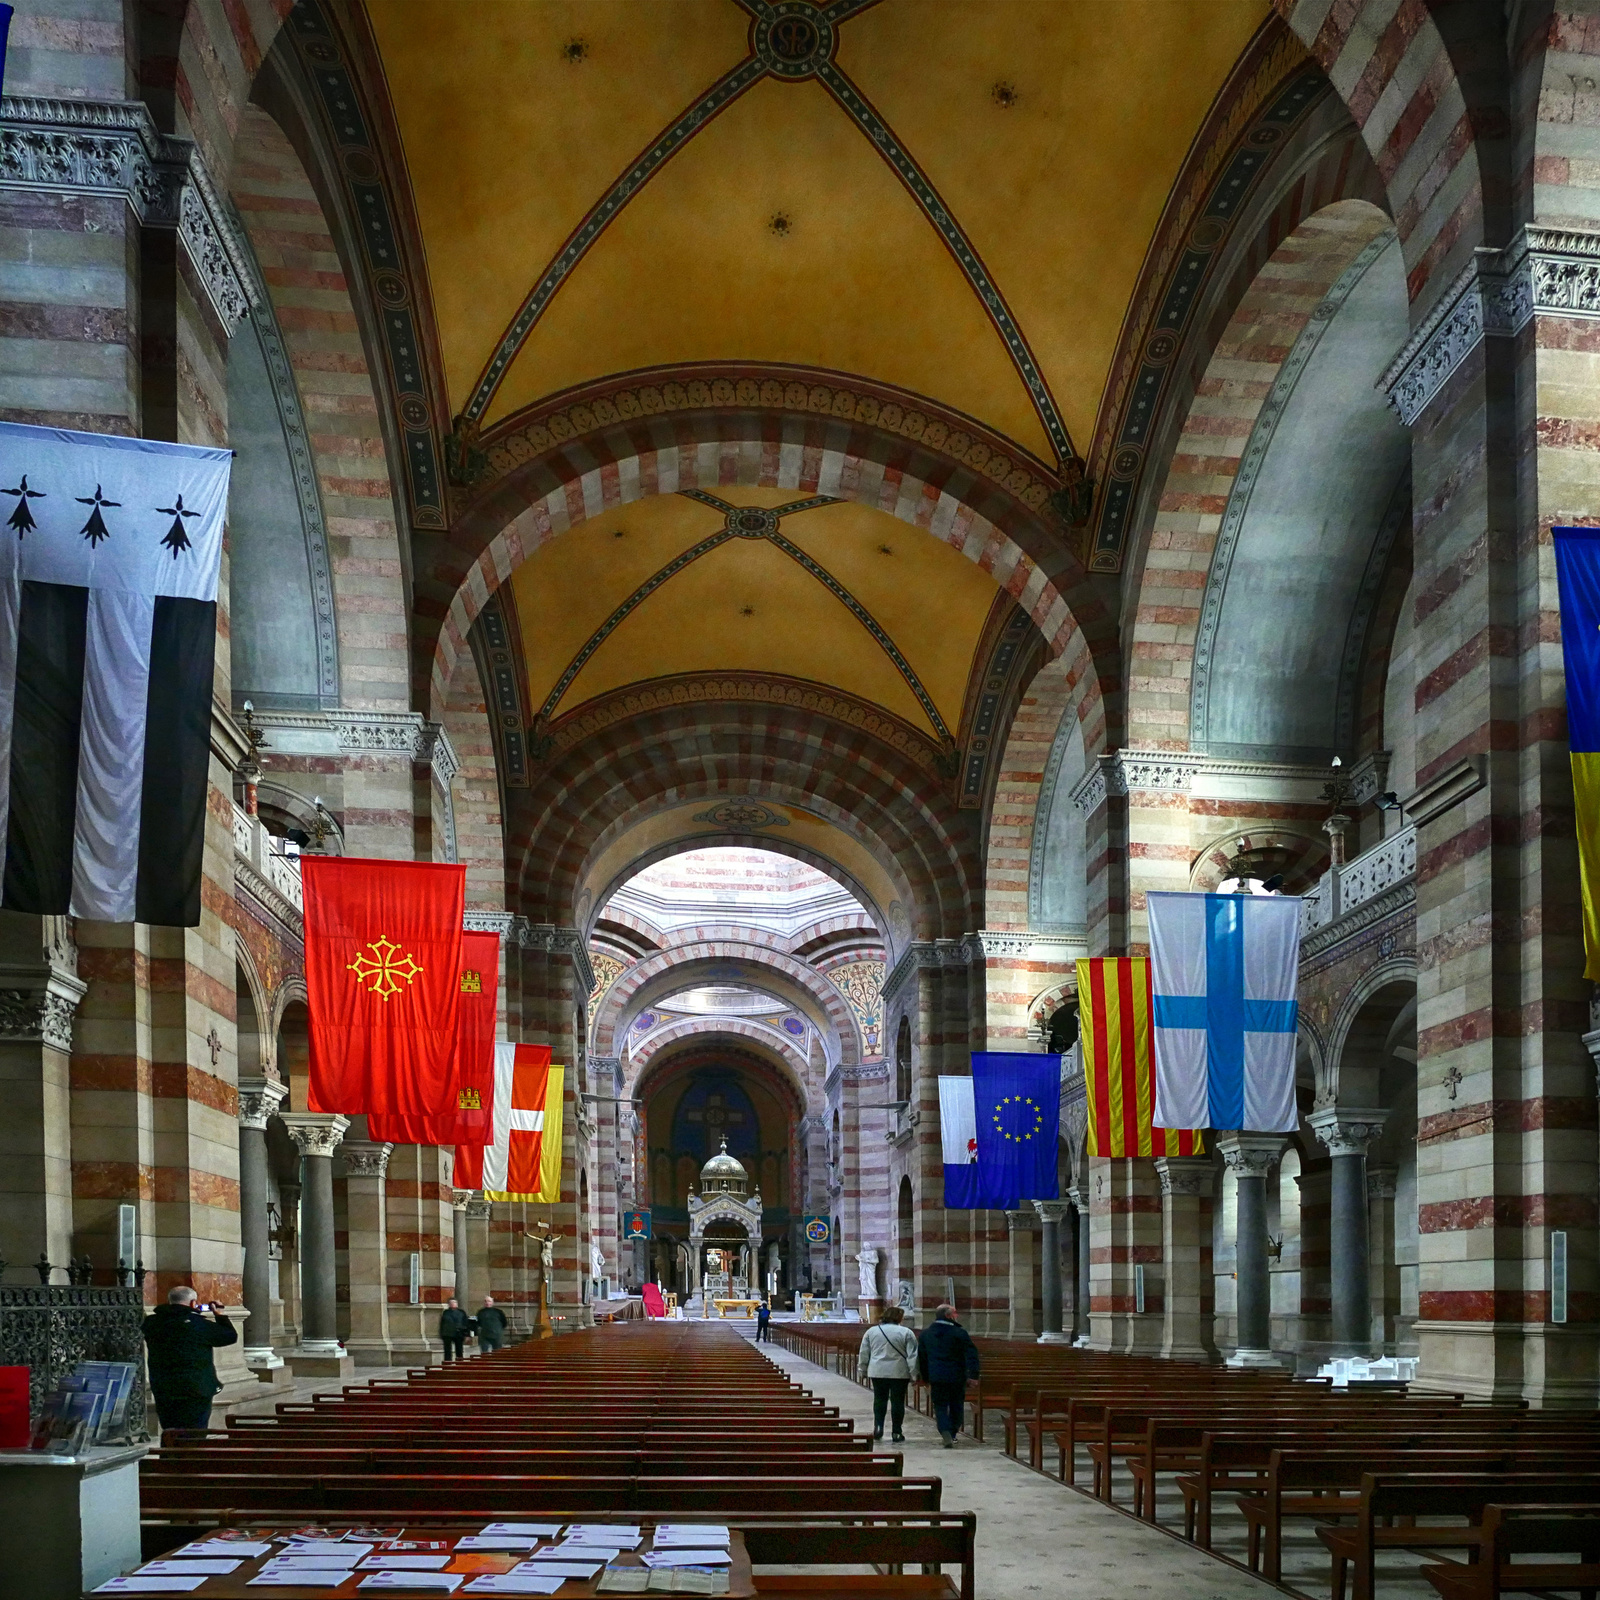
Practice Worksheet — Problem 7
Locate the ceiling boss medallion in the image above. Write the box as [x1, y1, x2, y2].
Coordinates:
[752, 4, 836, 80]
[728, 506, 779, 539]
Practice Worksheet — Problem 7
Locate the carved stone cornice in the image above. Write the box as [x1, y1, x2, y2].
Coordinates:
[1070, 748, 1204, 813]
[516, 922, 595, 997]
[1382, 227, 1600, 426]
[879, 937, 970, 1008]
[250, 710, 458, 785]
[339, 1140, 393, 1178]
[1155, 1155, 1213, 1196]
[1217, 1134, 1284, 1178]
[0, 963, 88, 1052]
[237, 1076, 288, 1132]
[1300, 881, 1415, 963]
[1402, 755, 1484, 828]
[0, 95, 254, 327]
[280, 1112, 350, 1157]
[464, 910, 517, 936]
[1309, 1107, 1387, 1158]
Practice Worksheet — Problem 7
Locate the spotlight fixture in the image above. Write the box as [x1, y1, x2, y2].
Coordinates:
[1374, 791, 1403, 813]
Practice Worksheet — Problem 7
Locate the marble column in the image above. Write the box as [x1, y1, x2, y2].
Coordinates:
[1069, 1187, 1091, 1344]
[1005, 1210, 1037, 1339]
[452, 1190, 473, 1304]
[1310, 1109, 1387, 1356]
[280, 1113, 349, 1363]
[237, 1077, 288, 1369]
[1155, 1155, 1217, 1363]
[340, 1140, 393, 1368]
[1218, 1136, 1284, 1367]
[1033, 1201, 1070, 1342]
[1368, 1166, 1399, 1352]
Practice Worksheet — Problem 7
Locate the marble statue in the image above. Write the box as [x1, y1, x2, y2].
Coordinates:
[591, 1242, 606, 1278]
[856, 1244, 880, 1299]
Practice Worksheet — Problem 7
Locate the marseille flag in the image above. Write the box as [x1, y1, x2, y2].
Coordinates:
[0, 420, 230, 924]
[971, 1052, 1062, 1209]
[1149, 891, 1301, 1133]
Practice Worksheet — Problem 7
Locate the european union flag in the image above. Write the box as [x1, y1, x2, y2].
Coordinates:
[971, 1052, 1061, 1209]
[1553, 527, 1600, 977]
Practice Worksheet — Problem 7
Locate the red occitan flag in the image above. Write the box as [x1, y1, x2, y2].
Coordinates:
[302, 856, 465, 1117]
[1078, 957, 1204, 1158]
[368, 930, 499, 1145]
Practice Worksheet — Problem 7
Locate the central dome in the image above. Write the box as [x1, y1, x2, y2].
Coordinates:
[700, 1137, 749, 1193]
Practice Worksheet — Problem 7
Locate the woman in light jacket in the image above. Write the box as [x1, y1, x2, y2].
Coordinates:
[856, 1305, 918, 1442]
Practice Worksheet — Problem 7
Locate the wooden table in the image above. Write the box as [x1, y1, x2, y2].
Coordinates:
[711, 1301, 761, 1321]
[94, 1525, 754, 1599]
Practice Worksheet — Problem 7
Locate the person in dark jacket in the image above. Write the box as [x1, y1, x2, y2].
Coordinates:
[143, 1285, 239, 1432]
[439, 1298, 473, 1361]
[755, 1300, 772, 1342]
[475, 1294, 508, 1354]
[916, 1302, 979, 1447]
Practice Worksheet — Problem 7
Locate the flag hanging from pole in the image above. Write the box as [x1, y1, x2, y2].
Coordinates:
[1077, 957, 1204, 1157]
[1553, 526, 1600, 978]
[0, 420, 231, 924]
[1149, 890, 1301, 1133]
[368, 930, 499, 1146]
[938, 1076, 980, 1208]
[454, 1044, 564, 1202]
[302, 855, 465, 1117]
[971, 1051, 1062, 1209]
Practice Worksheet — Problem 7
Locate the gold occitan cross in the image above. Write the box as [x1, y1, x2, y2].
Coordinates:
[348, 934, 423, 1001]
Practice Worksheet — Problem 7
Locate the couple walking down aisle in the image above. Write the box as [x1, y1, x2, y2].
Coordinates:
[856, 1303, 980, 1447]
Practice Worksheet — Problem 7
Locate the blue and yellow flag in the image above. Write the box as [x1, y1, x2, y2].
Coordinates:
[1553, 527, 1600, 977]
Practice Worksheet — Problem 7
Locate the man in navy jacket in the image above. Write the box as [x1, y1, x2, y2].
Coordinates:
[143, 1286, 238, 1431]
[916, 1303, 980, 1446]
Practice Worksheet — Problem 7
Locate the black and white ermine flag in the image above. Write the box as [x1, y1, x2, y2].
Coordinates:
[0, 420, 230, 925]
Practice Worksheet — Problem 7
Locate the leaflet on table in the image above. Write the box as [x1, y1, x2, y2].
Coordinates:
[649, 1572, 720, 1595]
[527, 1546, 620, 1563]
[387, 1541, 456, 1552]
[363, 1556, 454, 1569]
[509, 1561, 603, 1579]
[462, 1578, 565, 1597]
[454, 1536, 541, 1551]
[357, 1574, 466, 1592]
[651, 1528, 729, 1547]
[262, 1551, 369, 1568]
[247, 1574, 357, 1590]
[479, 1524, 563, 1538]
[279, 1542, 374, 1559]
[93, 1581, 211, 1595]
[642, 1551, 732, 1568]
[566, 1526, 641, 1544]
[137, 1559, 245, 1575]
[171, 1541, 274, 1558]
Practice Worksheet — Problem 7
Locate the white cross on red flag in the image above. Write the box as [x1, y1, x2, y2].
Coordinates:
[454, 1043, 564, 1202]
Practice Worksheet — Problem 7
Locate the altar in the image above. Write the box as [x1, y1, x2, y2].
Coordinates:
[712, 1298, 763, 1320]
[686, 1138, 766, 1317]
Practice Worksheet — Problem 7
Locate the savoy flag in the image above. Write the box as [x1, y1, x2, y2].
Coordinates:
[0, 420, 230, 924]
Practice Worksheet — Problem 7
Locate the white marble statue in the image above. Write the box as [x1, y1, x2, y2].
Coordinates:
[856, 1244, 880, 1300]
[591, 1243, 606, 1279]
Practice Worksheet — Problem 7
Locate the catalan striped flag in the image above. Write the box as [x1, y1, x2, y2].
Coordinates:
[1077, 957, 1204, 1158]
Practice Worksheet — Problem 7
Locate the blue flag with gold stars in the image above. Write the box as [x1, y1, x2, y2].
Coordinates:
[971, 1052, 1061, 1209]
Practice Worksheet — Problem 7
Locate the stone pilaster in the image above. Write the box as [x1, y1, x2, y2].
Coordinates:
[1005, 1209, 1037, 1338]
[1087, 1157, 1163, 1352]
[339, 1140, 393, 1368]
[1033, 1200, 1070, 1342]
[1367, 1166, 1399, 1352]
[1219, 1136, 1284, 1366]
[1068, 1186, 1092, 1343]
[384, 1143, 452, 1364]
[1155, 1156, 1217, 1362]
[237, 1077, 287, 1367]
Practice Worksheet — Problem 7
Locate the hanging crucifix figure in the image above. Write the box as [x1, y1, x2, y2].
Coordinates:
[2, 475, 44, 538]
[156, 493, 198, 559]
[75, 483, 119, 546]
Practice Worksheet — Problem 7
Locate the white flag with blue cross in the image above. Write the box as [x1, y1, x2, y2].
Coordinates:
[1149, 891, 1302, 1133]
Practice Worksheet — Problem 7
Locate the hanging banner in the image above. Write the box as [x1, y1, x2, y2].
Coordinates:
[623, 1208, 651, 1241]
[0, 420, 231, 924]
[1554, 525, 1600, 978]
[970, 1051, 1062, 1209]
[802, 1215, 831, 1246]
[302, 855, 465, 1117]
[455, 1043, 564, 1202]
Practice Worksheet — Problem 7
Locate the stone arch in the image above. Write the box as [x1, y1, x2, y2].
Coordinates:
[428, 412, 1116, 744]
[1322, 964, 1419, 1111]
[234, 949, 268, 1079]
[1189, 826, 1330, 893]
[629, 1020, 816, 1106]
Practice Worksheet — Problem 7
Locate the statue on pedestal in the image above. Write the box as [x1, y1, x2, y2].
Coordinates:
[856, 1244, 880, 1300]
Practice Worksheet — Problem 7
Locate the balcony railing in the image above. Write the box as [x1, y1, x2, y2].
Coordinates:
[1301, 824, 1415, 934]
[232, 803, 303, 914]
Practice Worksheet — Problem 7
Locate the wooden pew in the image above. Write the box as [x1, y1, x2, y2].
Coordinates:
[1420, 1504, 1600, 1600]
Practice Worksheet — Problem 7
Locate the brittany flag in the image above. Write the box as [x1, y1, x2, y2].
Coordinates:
[455, 1044, 564, 1202]
[1078, 957, 1204, 1157]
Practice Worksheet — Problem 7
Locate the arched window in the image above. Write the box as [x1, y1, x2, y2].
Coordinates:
[1047, 1003, 1079, 1055]
[895, 1016, 913, 1106]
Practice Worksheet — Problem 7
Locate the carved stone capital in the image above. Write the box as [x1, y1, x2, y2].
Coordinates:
[1155, 1155, 1213, 1197]
[339, 1139, 392, 1178]
[1217, 1134, 1284, 1179]
[466, 1200, 492, 1220]
[1309, 1107, 1387, 1159]
[1004, 1209, 1038, 1232]
[451, 1188, 474, 1211]
[237, 1076, 288, 1131]
[280, 1111, 349, 1157]
[0, 963, 88, 1052]
[1032, 1200, 1071, 1226]
[1367, 1165, 1398, 1201]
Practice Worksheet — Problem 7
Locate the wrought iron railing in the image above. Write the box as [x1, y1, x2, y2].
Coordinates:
[0, 1285, 148, 1440]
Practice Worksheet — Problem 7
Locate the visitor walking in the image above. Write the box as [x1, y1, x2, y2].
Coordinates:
[439, 1297, 473, 1361]
[857, 1305, 918, 1443]
[142, 1286, 239, 1432]
[755, 1300, 772, 1342]
[917, 1302, 979, 1447]
[475, 1294, 508, 1354]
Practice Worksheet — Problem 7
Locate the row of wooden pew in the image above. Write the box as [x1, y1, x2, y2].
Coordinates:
[773, 1322, 1600, 1599]
[139, 1321, 976, 1600]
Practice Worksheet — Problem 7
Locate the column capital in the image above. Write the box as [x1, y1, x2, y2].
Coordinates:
[340, 1139, 392, 1178]
[1154, 1155, 1213, 1196]
[237, 1076, 288, 1131]
[466, 1199, 492, 1220]
[0, 961, 89, 1052]
[1216, 1134, 1285, 1178]
[280, 1111, 350, 1157]
[1308, 1106, 1387, 1158]
[1367, 1164, 1398, 1200]
[1004, 1209, 1038, 1231]
[1066, 1186, 1088, 1210]
[451, 1188, 475, 1211]
[1032, 1200, 1071, 1225]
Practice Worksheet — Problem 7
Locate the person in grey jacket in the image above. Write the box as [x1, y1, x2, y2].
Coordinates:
[856, 1305, 918, 1442]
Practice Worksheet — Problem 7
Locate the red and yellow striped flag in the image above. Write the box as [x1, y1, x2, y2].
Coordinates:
[1077, 957, 1204, 1158]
